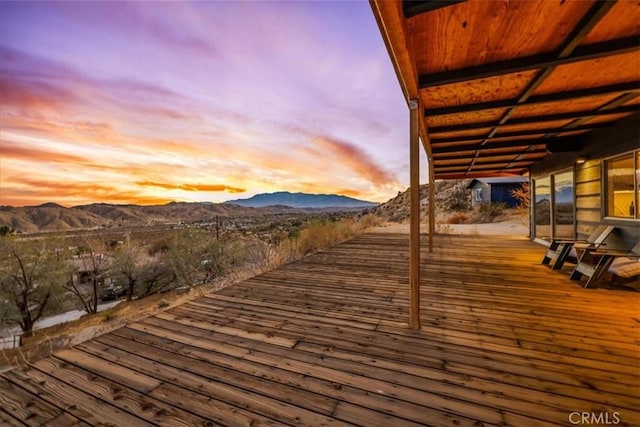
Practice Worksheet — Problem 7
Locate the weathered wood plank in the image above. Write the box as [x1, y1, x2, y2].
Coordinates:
[0, 233, 638, 426]
[0, 377, 79, 427]
[32, 357, 210, 427]
[0, 408, 24, 427]
[74, 336, 349, 426]
[3, 367, 153, 426]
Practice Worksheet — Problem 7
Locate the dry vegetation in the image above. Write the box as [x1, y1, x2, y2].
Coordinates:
[1, 214, 383, 368]
[365, 180, 529, 227]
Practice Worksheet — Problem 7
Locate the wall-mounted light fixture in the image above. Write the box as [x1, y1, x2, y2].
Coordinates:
[576, 156, 587, 164]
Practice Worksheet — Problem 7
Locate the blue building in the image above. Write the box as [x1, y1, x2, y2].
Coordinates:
[466, 177, 528, 208]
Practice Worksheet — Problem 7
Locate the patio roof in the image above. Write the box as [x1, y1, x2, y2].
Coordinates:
[1, 233, 638, 425]
[371, 0, 640, 179]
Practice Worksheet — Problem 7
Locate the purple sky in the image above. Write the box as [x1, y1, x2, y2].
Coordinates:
[0, 1, 425, 207]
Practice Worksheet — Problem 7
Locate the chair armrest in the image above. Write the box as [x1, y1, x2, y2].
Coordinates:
[573, 242, 603, 249]
[589, 248, 639, 257]
[552, 239, 589, 244]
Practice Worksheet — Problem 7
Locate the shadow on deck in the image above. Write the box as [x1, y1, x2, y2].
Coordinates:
[1, 233, 638, 426]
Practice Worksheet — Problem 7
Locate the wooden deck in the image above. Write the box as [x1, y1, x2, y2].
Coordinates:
[1, 233, 638, 426]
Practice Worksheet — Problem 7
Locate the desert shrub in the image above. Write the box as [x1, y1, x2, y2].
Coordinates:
[443, 181, 471, 211]
[297, 219, 342, 255]
[148, 238, 171, 255]
[436, 223, 453, 234]
[157, 300, 170, 309]
[475, 202, 507, 223]
[447, 212, 470, 224]
[242, 238, 279, 273]
[511, 182, 530, 215]
[102, 310, 115, 322]
[135, 253, 175, 298]
[0, 225, 14, 236]
[358, 213, 384, 229]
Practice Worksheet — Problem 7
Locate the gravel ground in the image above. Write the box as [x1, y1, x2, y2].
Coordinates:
[374, 218, 529, 237]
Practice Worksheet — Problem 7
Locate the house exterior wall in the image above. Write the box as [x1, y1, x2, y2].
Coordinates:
[469, 181, 490, 208]
[490, 183, 522, 208]
[530, 114, 640, 248]
[469, 182, 523, 208]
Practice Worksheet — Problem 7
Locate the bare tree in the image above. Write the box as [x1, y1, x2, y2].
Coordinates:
[136, 253, 175, 298]
[168, 230, 227, 287]
[0, 238, 65, 337]
[112, 237, 142, 301]
[112, 237, 175, 300]
[65, 239, 111, 314]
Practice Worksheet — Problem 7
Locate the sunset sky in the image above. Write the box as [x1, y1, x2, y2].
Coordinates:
[0, 1, 424, 207]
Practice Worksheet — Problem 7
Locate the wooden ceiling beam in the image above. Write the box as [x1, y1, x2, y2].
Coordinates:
[402, 0, 465, 19]
[501, 146, 552, 171]
[434, 155, 542, 166]
[436, 170, 528, 180]
[550, 92, 640, 133]
[432, 139, 546, 155]
[436, 162, 534, 172]
[425, 81, 640, 117]
[512, 0, 618, 104]
[431, 122, 611, 144]
[428, 104, 638, 134]
[433, 148, 548, 161]
[487, 0, 617, 175]
[418, 36, 637, 89]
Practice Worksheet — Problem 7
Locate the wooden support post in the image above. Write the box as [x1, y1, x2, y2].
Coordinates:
[428, 154, 435, 252]
[409, 98, 421, 329]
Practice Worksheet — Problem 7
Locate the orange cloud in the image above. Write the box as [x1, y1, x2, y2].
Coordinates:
[336, 188, 363, 197]
[1, 115, 120, 148]
[0, 74, 76, 113]
[1, 142, 91, 164]
[7, 177, 120, 194]
[136, 180, 245, 193]
[0, 177, 178, 207]
[312, 136, 394, 186]
[146, 138, 212, 157]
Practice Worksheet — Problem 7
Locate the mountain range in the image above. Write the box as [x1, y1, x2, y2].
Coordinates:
[224, 192, 377, 208]
[0, 192, 377, 233]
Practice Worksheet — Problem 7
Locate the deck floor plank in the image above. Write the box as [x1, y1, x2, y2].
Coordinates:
[1, 233, 638, 426]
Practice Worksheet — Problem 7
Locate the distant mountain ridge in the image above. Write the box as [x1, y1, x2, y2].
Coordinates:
[224, 192, 378, 208]
[0, 202, 292, 234]
[0, 192, 377, 233]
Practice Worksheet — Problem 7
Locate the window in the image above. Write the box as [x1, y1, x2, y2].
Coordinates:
[605, 150, 639, 220]
[475, 188, 483, 202]
[553, 170, 575, 238]
[534, 177, 551, 239]
[533, 170, 576, 240]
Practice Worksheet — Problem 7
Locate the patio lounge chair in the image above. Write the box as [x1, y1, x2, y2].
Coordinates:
[570, 241, 640, 288]
[541, 225, 615, 270]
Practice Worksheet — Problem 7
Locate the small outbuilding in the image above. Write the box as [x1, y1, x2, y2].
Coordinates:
[466, 177, 528, 208]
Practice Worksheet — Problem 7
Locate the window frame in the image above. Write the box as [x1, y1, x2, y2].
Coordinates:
[475, 187, 483, 202]
[532, 175, 552, 241]
[532, 168, 577, 241]
[602, 149, 639, 222]
[551, 168, 576, 239]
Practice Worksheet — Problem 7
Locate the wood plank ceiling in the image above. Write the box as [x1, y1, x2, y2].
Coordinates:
[372, 0, 640, 179]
